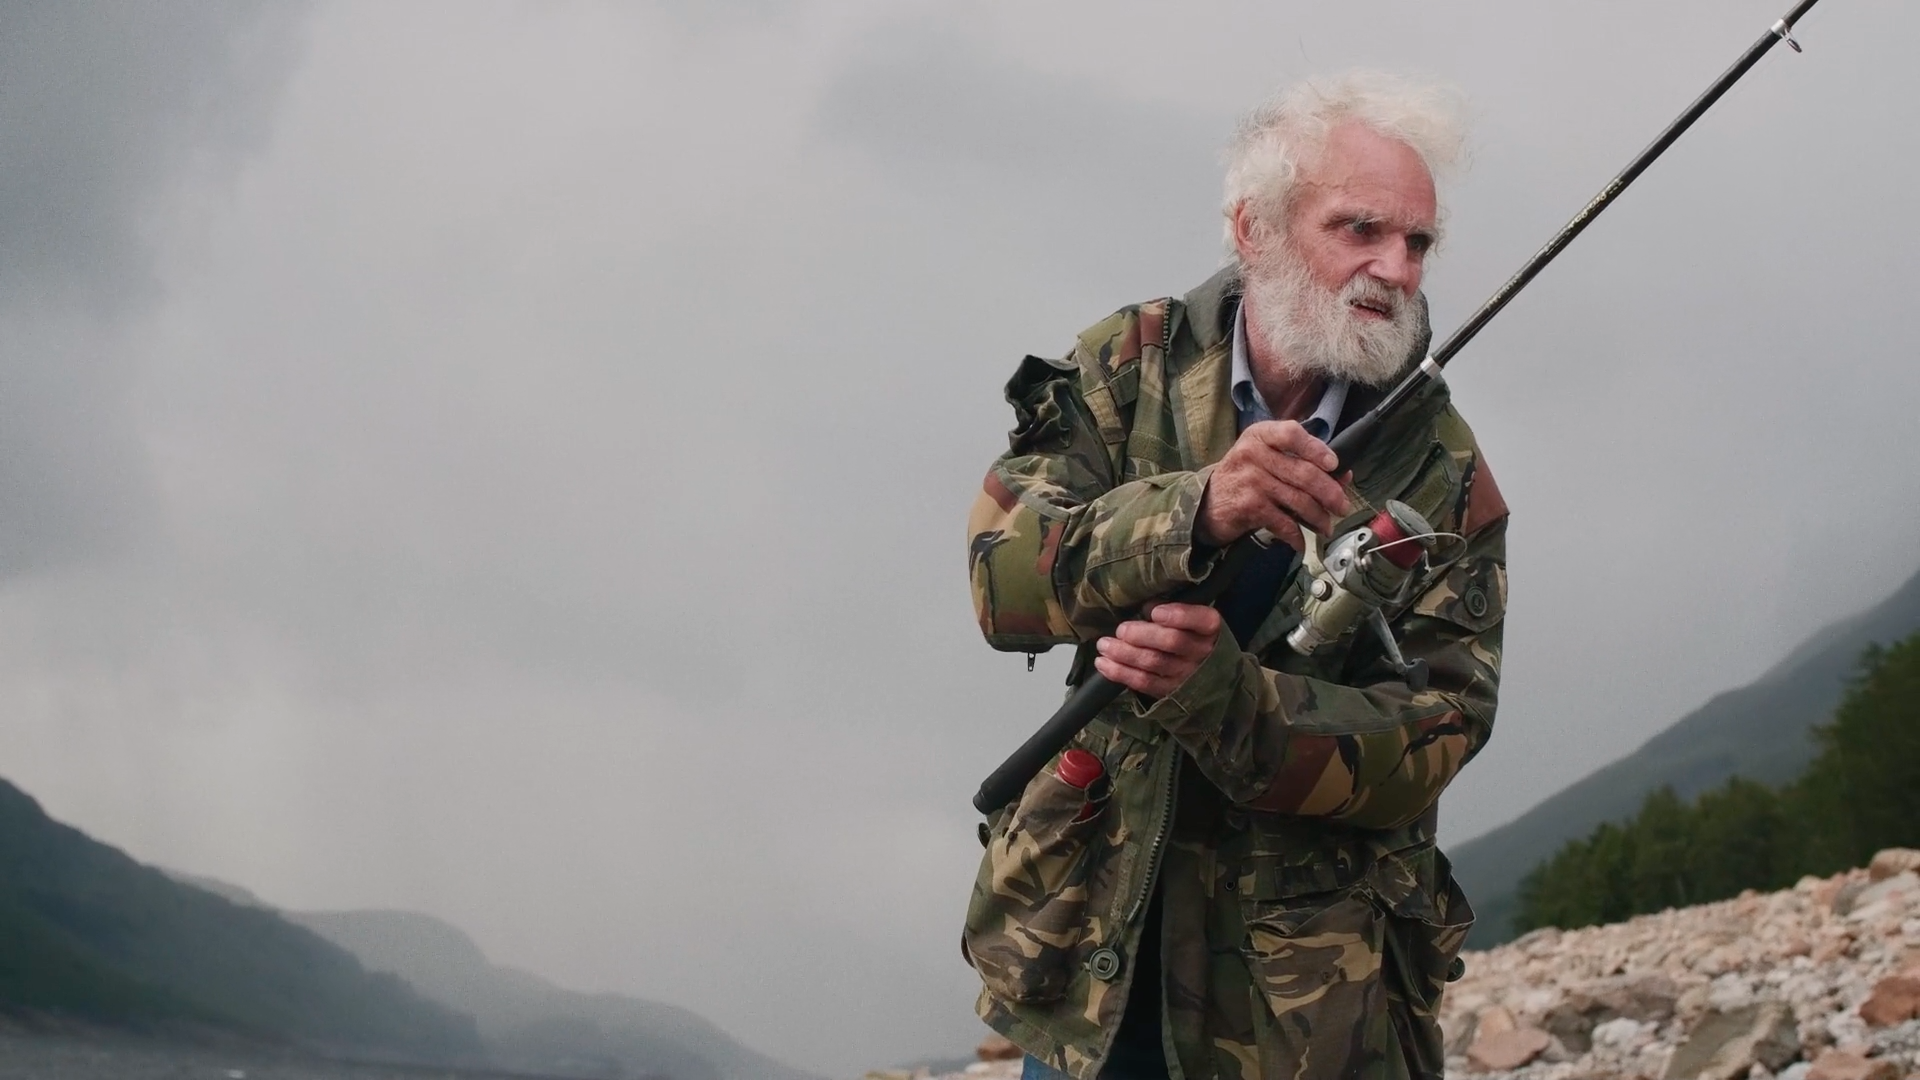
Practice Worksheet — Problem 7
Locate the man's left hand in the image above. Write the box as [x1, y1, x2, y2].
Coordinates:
[1093, 602, 1222, 700]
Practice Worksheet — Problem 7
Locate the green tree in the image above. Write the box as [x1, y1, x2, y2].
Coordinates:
[1690, 776, 1791, 899]
[1796, 636, 1920, 870]
[1628, 786, 1693, 913]
[1514, 630, 1920, 933]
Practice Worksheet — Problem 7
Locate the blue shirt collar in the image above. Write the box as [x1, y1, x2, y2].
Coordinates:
[1229, 300, 1348, 438]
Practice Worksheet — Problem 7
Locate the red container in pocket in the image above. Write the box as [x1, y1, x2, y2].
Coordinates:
[1055, 750, 1106, 822]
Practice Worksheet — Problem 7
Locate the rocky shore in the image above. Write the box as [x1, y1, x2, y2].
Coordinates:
[892, 849, 1920, 1080]
[1440, 848, 1920, 1080]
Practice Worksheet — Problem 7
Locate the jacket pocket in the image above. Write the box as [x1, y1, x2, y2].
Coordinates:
[961, 760, 1108, 1004]
[1240, 884, 1389, 1075]
[1368, 847, 1476, 1076]
[1234, 842, 1471, 1078]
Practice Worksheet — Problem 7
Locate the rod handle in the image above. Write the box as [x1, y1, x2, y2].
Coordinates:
[972, 673, 1124, 815]
[1325, 409, 1379, 476]
[971, 536, 1264, 815]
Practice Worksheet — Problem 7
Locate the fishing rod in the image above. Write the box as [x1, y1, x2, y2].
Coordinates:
[973, 0, 1825, 816]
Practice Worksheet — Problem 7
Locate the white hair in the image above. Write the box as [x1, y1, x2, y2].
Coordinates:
[1222, 71, 1468, 248]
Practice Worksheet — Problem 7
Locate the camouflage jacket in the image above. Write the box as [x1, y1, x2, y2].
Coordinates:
[961, 266, 1509, 1080]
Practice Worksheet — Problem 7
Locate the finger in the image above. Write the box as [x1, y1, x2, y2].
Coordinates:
[1248, 445, 1351, 520]
[1098, 653, 1167, 691]
[1148, 603, 1222, 637]
[1224, 450, 1345, 536]
[1098, 635, 1188, 677]
[1255, 475, 1335, 536]
[1256, 510, 1307, 552]
[1243, 420, 1338, 473]
[1279, 454, 1353, 519]
[1094, 655, 1175, 699]
[1101, 633, 1207, 679]
[1114, 620, 1212, 660]
[1210, 443, 1342, 540]
[1244, 470, 1337, 537]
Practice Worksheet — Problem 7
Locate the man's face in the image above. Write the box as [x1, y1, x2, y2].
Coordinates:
[1238, 122, 1439, 386]
[1283, 122, 1438, 303]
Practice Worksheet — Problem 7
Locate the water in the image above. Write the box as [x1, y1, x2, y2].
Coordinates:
[0, 1033, 543, 1080]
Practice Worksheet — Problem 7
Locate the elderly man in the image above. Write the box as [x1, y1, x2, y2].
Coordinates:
[962, 73, 1509, 1080]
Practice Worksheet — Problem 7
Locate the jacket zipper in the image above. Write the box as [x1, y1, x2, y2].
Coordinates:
[1095, 741, 1180, 1077]
[1125, 299, 1180, 930]
[1098, 303, 1190, 1069]
[1125, 742, 1180, 926]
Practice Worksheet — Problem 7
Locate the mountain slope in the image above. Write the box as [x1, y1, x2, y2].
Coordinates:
[0, 778, 481, 1061]
[296, 908, 821, 1080]
[1452, 565, 1920, 946]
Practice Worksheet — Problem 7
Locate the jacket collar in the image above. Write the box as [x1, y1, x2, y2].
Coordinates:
[1177, 263, 1242, 359]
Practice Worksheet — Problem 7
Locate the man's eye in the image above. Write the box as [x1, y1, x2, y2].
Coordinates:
[1408, 233, 1434, 255]
[1344, 219, 1376, 237]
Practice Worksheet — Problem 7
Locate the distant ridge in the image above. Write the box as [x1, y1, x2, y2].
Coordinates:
[295, 909, 823, 1080]
[0, 778, 480, 1062]
[1452, 564, 1920, 946]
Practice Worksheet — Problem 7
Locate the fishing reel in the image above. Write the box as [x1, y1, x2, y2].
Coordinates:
[1286, 500, 1444, 691]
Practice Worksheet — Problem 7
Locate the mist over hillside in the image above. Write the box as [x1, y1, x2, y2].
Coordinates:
[0, 779, 479, 1062]
[294, 909, 821, 1080]
[169, 868, 822, 1079]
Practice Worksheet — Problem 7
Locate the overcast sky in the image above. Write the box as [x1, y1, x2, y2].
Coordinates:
[3, 1, 1916, 1075]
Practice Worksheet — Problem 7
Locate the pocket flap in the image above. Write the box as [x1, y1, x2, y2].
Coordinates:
[1365, 845, 1441, 923]
[1239, 848, 1371, 901]
[1412, 555, 1506, 634]
[1365, 845, 1474, 933]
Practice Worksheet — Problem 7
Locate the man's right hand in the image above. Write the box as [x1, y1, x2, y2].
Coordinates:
[1195, 420, 1352, 551]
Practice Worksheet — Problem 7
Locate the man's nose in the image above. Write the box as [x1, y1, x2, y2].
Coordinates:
[1369, 242, 1420, 291]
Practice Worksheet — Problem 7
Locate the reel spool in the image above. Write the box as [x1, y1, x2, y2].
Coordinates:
[1287, 500, 1446, 691]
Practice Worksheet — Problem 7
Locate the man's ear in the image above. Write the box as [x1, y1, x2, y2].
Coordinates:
[1231, 202, 1262, 265]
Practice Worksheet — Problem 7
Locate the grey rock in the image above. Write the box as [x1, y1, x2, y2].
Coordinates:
[1868, 850, 1920, 883]
[1546, 972, 1682, 1052]
[1663, 1002, 1801, 1080]
[1848, 873, 1920, 920]
[1832, 881, 1871, 917]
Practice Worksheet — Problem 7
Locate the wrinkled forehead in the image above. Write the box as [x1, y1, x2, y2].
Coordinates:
[1295, 122, 1439, 226]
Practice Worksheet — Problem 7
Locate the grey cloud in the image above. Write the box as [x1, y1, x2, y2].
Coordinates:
[815, 14, 1230, 277]
[0, 2, 300, 310]
[819, 19, 1171, 175]
[0, 2, 305, 574]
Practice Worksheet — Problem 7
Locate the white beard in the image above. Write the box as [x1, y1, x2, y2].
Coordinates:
[1241, 242, 1422, 388]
